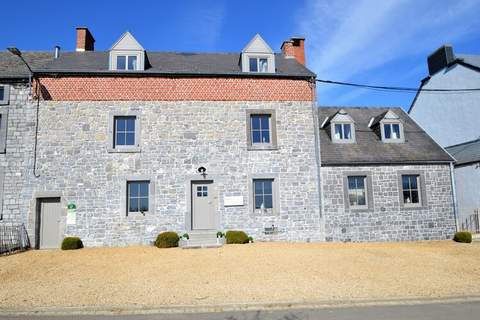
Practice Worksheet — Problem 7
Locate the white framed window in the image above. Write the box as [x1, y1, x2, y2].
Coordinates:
[127, 181, 150, 214]
[401, 175, 421, 206]
[254, 179, 273, 210]
[381, 121, 404, 143]
[331, 122, 355, 143]
[0, 85, 10, 105]
[116, 55, 138, 70]
[249, 57, 269, 72]
[347, 176, 367, 208]
[107, 112, 141, 153]
[246, 110, 278, 150]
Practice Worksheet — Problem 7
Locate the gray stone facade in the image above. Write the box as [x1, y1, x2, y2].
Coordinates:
[321, 164, 456, 242]
[1, 95, 323, 246]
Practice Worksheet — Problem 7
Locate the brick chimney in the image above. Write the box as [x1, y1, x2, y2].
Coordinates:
[76, 27, 95, 52]
[281, 37, 306, 65]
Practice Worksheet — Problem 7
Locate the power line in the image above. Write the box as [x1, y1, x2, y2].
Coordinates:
[316, 79, 480, 93]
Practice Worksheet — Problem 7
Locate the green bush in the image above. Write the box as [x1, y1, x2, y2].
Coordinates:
[225, 230, 249, 244]
[61, 237, 84, 250]
[155, 232, 180, 248]
[453, 231, 472, 243]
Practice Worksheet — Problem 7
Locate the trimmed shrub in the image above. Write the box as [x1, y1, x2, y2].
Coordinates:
[155, 232, 180, 248]
[453, 231, 472, 243]
[225, 230, 249, 244]
[61, 237, 84, 250]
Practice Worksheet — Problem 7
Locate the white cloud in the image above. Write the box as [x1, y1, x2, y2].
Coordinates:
[297, 0, 480, 104]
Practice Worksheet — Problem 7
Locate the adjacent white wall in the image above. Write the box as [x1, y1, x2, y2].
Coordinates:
[454, 163, 480, 224]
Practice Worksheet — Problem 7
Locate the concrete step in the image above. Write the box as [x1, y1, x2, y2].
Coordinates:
[181, 231, 224, 249]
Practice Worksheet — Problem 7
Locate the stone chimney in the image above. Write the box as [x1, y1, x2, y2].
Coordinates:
[76, 27, 95, 52]
[427, 45, 455, 76]
[281, 37, 306, 65]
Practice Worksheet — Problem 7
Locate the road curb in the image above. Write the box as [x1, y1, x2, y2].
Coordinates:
[1, 295, 480, 316]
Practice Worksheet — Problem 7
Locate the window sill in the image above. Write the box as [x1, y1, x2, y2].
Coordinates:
[382, 139, 404, 144]
[108, 147, 141, 153]
[248, 144, 278, 151]
[348, 206, 370, 212]
[400, 204, 426, 210]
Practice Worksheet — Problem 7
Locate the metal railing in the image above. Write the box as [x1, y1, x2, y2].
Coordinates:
[461, 210, 480, 234]
[0, 223, 30, 256]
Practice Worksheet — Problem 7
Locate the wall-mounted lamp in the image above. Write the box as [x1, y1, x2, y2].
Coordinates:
[197, 166, 207, 178]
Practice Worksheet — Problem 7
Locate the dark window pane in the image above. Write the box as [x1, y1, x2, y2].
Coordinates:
[255, 195, 263, 209]
[139, 198, 149, 212]
[116, 133, 125, 145]
[334, 124, 343, 139]
[116, 118, 126, 131]
[384, 124, 392, 139]
[261, 130, 270, 143]
[197, 192, 202, 197]
[263, 180, 272, 194]
[129, 199, 139, 212]
[356, 177, 365, 189]
[260, 115, 270, 129]
[203, 191, 208, 197]
[117, 56, 126, 70]
[125, 133, 135, 145]
[0, 86, 4, 100]
[410, 176, 418, 189]
[129, 182, 139, 197]
[349, 193, 357, 205]
[392, 124, 401, 139]
[411, 190, 419, 203]
[403, 191, 411, 203]
[357, 193, 366, 206]
[252, 130, 261, 143]
[249, 58, 258, 72]
[344, 124, 351, 139]
[348, 177, 356, 190]
[126, 118, 135, 131]
[128, 56, 137, 70]
[264, 195, 273, 209]
[139, 182, 149, 196]
[251, 116, 261, 129]
[197, 186, 202, 192]
[402, 176, 410, 190]
[254, 181, 263, 195]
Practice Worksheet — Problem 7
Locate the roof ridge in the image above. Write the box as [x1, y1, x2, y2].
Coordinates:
[445, 138, 480, 149]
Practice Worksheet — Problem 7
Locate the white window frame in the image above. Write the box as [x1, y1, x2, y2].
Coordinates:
[246, 109, 278, 150]
[116, 55, 138, 71]
[107, 111, 141, 153]
[401, 174, 421, 207]
[347, 176, 368, 209]
[0, 85, 10, 105]
[122, 176, 156, 217]
[110, 52, 143, 71]
[248, 56, 269, 73]
[331, 122, 355, 143]
[381, 121, 404, 143]
[248, 173, 280, 215]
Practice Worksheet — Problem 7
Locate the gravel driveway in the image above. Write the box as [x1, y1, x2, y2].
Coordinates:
[1, 241, 479, 310]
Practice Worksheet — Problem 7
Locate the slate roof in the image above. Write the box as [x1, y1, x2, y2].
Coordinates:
[0, 51, 315, 79]
[445, 139, 480, 166]
[318, 107, 454, 165]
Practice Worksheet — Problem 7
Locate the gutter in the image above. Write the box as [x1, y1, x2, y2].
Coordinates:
[449, 162, 459, 231]
[320, 161, 454, 166]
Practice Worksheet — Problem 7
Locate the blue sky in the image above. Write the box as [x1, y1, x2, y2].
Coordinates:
[1, 0, 480, 109]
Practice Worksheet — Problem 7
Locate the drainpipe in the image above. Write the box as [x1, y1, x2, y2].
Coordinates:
[449, 161, 459, 231]
[309, 77, 324, 239]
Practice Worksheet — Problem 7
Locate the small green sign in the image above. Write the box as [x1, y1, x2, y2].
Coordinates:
[67, 203, 76, 210]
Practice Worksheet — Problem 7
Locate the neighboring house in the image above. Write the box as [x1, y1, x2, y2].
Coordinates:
[0, 28, 322, 248]
[409, 45, 480, 226]
[318, 107, 456, 242]
[0, 27, 457, 248]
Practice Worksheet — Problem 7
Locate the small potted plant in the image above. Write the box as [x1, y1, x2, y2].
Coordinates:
[179, 233, 190, 246]
[216, 231, 226, 245]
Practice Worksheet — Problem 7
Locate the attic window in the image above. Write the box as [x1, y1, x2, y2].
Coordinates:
[249, 57, 268, 72]
[381, 122, 404, 143]
[116, 55, 137, 71]
[334, 123, 352, 140]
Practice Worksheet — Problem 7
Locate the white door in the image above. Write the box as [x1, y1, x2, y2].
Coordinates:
[192, 181, 215, 230]
[39, 198, 61, 249]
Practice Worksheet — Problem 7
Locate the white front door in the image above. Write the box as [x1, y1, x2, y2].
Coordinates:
[192, 181, 215, 230]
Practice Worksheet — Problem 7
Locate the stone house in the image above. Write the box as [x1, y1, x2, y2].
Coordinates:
[318, 107, 456, 242]
[409, 45, 480, 227]
[0, 28, 322, 248]
[0, 27, 457, 248]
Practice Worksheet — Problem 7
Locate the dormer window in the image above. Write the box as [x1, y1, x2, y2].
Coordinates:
[334, 123, 352, 141]
[116, 55, 137, 71]
[241, 34, 275, 73]
[249, 57, 268, 72]
[109, 31, 145, 71]
[383, 123, 401, 140]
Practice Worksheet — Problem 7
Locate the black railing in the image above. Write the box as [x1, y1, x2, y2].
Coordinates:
[0, 223, 30, 256]
[461, 211, 480, 234]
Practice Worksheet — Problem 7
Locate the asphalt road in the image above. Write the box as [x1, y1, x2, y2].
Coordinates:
[1, 301, 479, 320]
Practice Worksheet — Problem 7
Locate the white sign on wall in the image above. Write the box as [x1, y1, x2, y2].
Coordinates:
[224, 196, 244, 207]
[66, 203, 76, 225]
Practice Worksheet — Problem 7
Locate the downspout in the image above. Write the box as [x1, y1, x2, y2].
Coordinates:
[32, 78, 41, 178]
[449, 161, 458, 231]
[309, 77, 324, 240]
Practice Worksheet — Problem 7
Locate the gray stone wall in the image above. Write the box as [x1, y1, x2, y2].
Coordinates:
[10, 100, 322, 246]
[321, 164, 456, 242]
